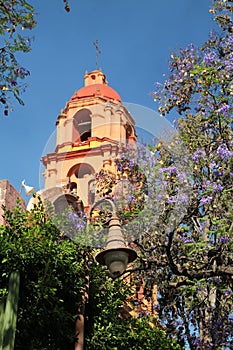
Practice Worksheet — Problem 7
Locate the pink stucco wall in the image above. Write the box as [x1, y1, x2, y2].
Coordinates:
[0, 180, 26, 225]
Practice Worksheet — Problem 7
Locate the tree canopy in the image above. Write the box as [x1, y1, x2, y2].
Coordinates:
[0, 200, 180, 349]
[90, 1, 233, 348]
[0, 1, 36, 115]
[0, 0, 70, 116]
[125, 1, 233, 348]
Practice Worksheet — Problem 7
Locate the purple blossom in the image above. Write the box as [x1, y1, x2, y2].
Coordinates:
[203, 180, 211, 190]
[177, 172, 187, 181]
[159, 166, 178, 176]
[191, 337, 202, 346]
[192, 149, 205, 163]
[224, 52, 233, 70]
[67, 212, 86, 230]
[219, 236, 231, 244]
[171, 319, 183, 327]
[127, 194, 136, 202]
[178, 193, 189, 204]
[180, 236, 193, 244]
[213, 183, 223, 193]
[11, 80, 17, 86]
[207, 277, 222, 284]
[116, 162, 123, 171]
[224, 289, 232, 297]
[167, 197, 176, 204]
[200, 124, 207, 131]
[217, 143, 233, 159]
[200, 196, 213, 205]
[203, 51, 219, 67]
[210, 161, 217, 169]
[138, 310, 148, 318]
[215, 169, 223, 177]
[16, 66, 30, 78]
[216, 103, 230, 117]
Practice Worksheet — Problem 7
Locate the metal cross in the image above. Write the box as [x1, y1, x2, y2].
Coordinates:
[93, 39, 101, 69]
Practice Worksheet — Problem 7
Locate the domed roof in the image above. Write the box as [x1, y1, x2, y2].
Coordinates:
[71, 83, 122, 103]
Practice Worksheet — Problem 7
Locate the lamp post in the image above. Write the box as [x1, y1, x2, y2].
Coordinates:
[90, 198, 137, 276]
[75, 198, 137, 350]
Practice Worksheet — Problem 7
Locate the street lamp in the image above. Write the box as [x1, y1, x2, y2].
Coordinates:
[75, 198, 137, 350]
[90, 198, 137, 276]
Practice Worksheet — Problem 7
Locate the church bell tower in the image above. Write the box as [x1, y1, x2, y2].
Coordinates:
[41, 69, 136, 211]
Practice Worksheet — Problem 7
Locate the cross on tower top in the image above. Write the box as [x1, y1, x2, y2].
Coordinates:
[93, 39, 101, 69]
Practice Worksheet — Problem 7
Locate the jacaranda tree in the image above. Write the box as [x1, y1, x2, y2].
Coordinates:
[0, 0, 70, 116]
[90, 1, 233, 349]
[0, 1, 36, 115]
[116, 1, 233, 349]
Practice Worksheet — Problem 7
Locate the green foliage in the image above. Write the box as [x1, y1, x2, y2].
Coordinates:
[0, 201, 177, 349]
[0, 271, 20, 350]
[86, 267, 181, 350]
[86, 315, 182, 350]
[0, 200, 87, 349]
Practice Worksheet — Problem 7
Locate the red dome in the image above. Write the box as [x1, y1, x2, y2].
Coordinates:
[71, 83, 122, 103]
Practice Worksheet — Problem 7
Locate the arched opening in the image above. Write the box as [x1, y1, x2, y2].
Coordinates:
[53, 194, 81, 216]
[126, 124, 134, 145]
[73, 109, 92, 142]
[67, 163, 95, 179]
[67, 164, 95, 208]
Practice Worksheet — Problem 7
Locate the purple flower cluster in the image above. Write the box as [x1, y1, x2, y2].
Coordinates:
[224, 51, 233, 70]
[219, 236, 231, 244]
[213, 183, 223, 193]
[171, 319, 183, 327]
[159, 166, 178, 176]
[67, 212, 86, 230]
[217, 143, 233, 159]
[16, 66, 30, 78]
[167, 193, 189, 205]
[210, 161, 217, 169]
[179, 236, 193, 244]
[202, 180, 211, 190]
[203, 51, 219, 67]
[224, 288, 232, 297]
[115, 156, 136, 172]
[217, 103, 230, 117]
[208, 276, 222, 284]
[200, 196, 213, 205]
[137, 310, 148, 318]
[192, 149, 205, 163]
[191, 337, 202, 347]
[203, 180, 223, 193]
[127, 194, 136, 202]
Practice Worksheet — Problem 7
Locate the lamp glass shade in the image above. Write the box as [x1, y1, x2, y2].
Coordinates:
[104, 250, 129, 277]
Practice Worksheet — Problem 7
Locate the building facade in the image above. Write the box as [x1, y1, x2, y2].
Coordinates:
[0, 180, 26, 225]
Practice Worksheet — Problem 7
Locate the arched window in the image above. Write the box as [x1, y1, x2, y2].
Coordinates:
[53, 194, 80, 215]
[126, 124, 134, 144]
[67, 163, 95, 179]
[73, 109, 92, 142]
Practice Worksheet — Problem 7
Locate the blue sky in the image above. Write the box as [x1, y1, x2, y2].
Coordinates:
[0, 0, 214, 198]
